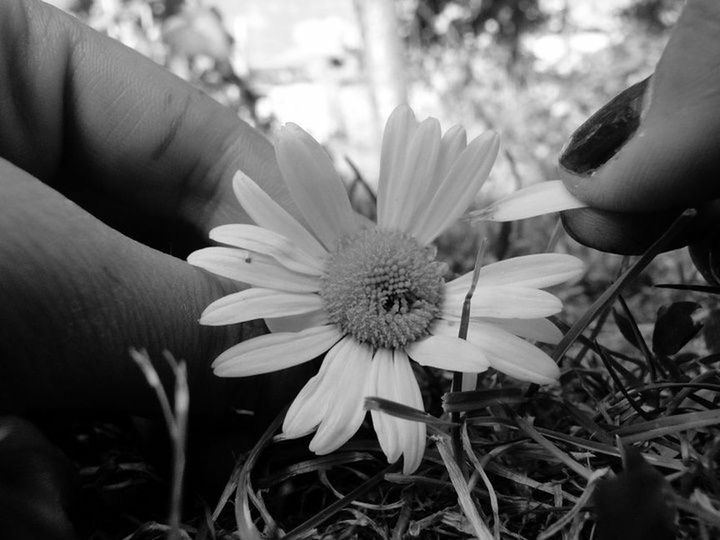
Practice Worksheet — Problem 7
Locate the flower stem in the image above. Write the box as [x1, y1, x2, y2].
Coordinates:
[130, 349, 189, 540]
[451, 240, 487, 472]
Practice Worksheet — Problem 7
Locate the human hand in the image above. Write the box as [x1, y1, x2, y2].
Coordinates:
[559, 0, 720, 262]
[0, 0, 313, 420]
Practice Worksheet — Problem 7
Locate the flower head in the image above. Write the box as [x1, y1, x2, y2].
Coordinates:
[188, 105, 583, 474]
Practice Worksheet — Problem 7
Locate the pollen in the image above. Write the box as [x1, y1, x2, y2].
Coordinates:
[320, 228, 445, 349]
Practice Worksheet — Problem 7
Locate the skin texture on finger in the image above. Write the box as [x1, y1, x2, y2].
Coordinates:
[0, 0, 295, 238]
[0, 1, 321, 424]
[559, 0, 720, 212]
[0, 157, 265, 416]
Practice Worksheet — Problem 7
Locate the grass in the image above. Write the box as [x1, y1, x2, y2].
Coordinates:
[54, 204, 720, 539]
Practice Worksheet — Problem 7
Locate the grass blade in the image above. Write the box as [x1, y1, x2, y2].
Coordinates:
[553, 209, 697, 362]
[436, 436, 494, 540]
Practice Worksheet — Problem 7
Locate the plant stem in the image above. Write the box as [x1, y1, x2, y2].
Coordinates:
[451, 241, 487, 473]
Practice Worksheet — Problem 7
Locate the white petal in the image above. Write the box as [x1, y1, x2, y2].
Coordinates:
[233, 172, 326, 259]
[200, 288, 324, 326]
[391, 350, 426, 475]
[434, 125, 468, 186]
[377, 105, 418, 226]
[210, 224, 324, 275]
[412, 130, 500, 244]
[447, 253, 584, 292]
[283, 344, 342, 438]
[383, 118, 441, 231]
[432, 316, 560, 347]
[405, 335, 489, 372]
[276, 123, 358, 249]
[309, 338, 373, 454]
[409, 124, 468, 225]
[265, 309, 329, 333]
[469, 180, 586, 222]
[478, 317, 563, 344]
[443, 286, 563, 319]
[467, 322, 560, 384]
[212, 325, 342, 377]
[188, 247, 320, 293]
[366, 349, 400, 463]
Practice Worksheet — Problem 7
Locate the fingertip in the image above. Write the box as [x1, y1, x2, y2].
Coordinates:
[560, 207, 686, 255]
[559, 0, 720, 214]
[559, 78, 648, 178]
[557, 77, 650, 210]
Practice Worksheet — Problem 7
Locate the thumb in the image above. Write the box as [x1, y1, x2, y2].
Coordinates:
[560, 0, 720, 212]
[0, 157, 276, 417]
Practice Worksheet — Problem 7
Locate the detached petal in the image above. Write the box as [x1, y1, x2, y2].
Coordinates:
[406, 335, 489, 372]
[412, 130, 500, 244]
[447, 253, 583, 292]
[200, 288, 324, 326]
[233, 172, 326, 259]
[382, 117, 441, 232]
[212, 325, 342, 377]
[444, 286, 562, 319]
[210, 224, 324, 275]
[188, 247, 320, 293]
[310, 338, 373, 454]
[469, 180, 586, 222]
[377, 105, 418, 226]
[276, 123, 358, 249]
[467, 322, 560, 384]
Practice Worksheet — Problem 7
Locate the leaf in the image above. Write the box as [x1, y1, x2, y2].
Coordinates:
[652, 301, 702, 356]
[594, 446, 677, 540]
[702, 308, 720, 354]
[612, 307, 644, 350]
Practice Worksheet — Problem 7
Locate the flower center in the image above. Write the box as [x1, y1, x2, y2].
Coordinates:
[320, 228, 445, 349]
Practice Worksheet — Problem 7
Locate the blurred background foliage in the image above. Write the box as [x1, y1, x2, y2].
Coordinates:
[47, 0, 713, 352]
[47, 0, 683, 191]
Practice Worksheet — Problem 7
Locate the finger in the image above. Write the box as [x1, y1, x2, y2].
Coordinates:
[0, 0, 293, 236]
[0, 157, 264, 416]
[0, 416, 76, 540]
[560, 207, 685, 255]
[559, 0, 720, 212]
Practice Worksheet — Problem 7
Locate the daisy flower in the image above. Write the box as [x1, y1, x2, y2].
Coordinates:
[188, 105, 583, 474]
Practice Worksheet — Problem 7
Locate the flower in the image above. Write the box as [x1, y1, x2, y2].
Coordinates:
[188, 105, 583, 474]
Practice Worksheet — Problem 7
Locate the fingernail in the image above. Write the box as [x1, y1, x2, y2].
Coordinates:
[559, 76, 650, 176]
